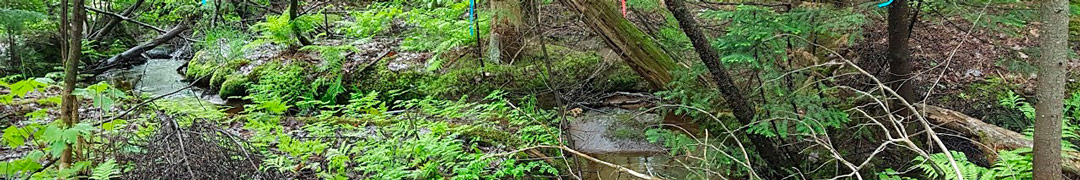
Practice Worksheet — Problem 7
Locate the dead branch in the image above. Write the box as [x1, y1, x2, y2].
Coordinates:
[83, 6, 197, 42]
[86, 22, 190, 74]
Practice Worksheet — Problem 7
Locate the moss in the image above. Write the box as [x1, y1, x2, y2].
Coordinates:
[184, 51, 214, 80]
[219, 74, 250, 98]
[209, 69, 232, 88]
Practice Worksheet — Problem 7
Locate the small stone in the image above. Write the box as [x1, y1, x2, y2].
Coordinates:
[965, 69, 983, 77]
[1018, 52, 1029, 59]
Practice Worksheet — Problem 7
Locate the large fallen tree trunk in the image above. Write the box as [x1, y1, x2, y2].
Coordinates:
[920, 104, 1080, 175]
[86, 22, 189, 74]
[557, 0, 678, 89]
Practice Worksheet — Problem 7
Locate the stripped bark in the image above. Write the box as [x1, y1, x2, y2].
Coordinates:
[920, 104, 1080, 176]
[557, 0, 678, 90]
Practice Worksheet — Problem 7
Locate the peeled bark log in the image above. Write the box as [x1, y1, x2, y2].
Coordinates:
[920, 104, 1080, 176]
[87, 23, 189, 74]
[557, 0, 678, 89]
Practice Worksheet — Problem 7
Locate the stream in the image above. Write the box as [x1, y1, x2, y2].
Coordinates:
[98, 58, 685, 179]
[98, 58, 227, 104]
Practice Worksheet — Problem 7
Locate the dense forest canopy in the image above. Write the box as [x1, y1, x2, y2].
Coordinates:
[0, 0, 1078, 179]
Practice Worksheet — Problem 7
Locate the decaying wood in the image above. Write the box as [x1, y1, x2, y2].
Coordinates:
[87, 22, 190, 74]
[557, 0, 678, 90]
[920, 104, 1080, 175]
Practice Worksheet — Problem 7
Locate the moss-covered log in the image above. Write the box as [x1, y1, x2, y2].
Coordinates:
[557, 0, 678, 89]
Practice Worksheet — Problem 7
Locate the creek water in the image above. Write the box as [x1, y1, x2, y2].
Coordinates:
[98, 58, 227, 104]
[99, 58, 687, 179]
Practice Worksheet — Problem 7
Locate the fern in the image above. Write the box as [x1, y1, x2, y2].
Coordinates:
[999, 90, 1035, 120]
[913, 151, 992, 180]
[90, 160, 120, 180]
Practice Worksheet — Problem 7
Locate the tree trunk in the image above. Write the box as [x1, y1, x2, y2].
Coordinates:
[557, 0, 678, 90]
[87, 22, 190, 74]
[59, 0, 85, 171]
[488, 0, 524, 63]
[289, 0, 312, 47]
[1033, 0, 1070, 179]
[921, 104, 1080, 176]
[887, 0, 914, 105]
[663, 0, 798, 177]
[7, 33, 17, 74]
[88, 0, 143, 42]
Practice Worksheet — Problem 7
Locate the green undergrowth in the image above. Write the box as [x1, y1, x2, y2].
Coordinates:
[237, 90, 562, 179]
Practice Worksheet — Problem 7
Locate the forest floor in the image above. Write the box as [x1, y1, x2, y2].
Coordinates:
[4, 0, 1080, 179]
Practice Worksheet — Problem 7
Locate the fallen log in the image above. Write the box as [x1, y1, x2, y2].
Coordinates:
[557, 0, 679, 90]
[86, 22, 189, 74]
[920, 104, 1080, 175]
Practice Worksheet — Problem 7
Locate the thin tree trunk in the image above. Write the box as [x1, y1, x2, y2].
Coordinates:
[1033, 0, 1070, 179]
[289, 0, 311, 47]
[887, 0, 914, 105]
[557, 0, 678, 89]
[664, 0, 797, 177]
[7, 33, 17, 74]
[59, 0, 85, 171]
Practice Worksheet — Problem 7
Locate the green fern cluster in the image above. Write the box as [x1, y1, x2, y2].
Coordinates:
[891, 149, 1033, 180]
[241, 90, 560, 179]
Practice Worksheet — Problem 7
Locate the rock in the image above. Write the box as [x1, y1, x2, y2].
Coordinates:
[218, 74, 249, 98]
[1018, 52, 1029, 59]
[965, 69, 983, 77]
[144, 46, 175, 59]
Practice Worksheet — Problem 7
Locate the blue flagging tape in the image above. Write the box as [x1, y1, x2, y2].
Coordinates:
[877, 0, 893, 8]
[201, 0, 206, 6]
[469, 0, 476, 36]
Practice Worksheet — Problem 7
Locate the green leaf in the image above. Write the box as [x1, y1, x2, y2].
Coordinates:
[24, 108, 48, 120]
[37, 96, 62, 105]
[102, 119, 128, 131]
[0, 157, 42, 176]
[9, 79, 47, 98]
[2, 126, 27, 148]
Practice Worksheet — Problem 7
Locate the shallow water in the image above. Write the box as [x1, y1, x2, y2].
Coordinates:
[99, 59, 226, 104]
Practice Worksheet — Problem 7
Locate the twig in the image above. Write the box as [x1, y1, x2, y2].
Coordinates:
[164, 112, 196, 178]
